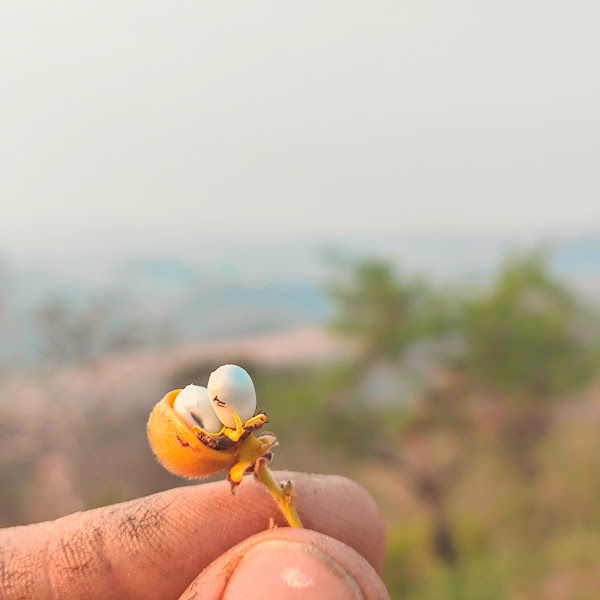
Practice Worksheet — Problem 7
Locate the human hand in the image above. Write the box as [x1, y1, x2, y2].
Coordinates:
[0, 472, 389, 599]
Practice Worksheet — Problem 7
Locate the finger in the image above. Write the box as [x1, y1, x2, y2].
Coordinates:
[179, 528, 389, 600]
[0, 472, 386, 600]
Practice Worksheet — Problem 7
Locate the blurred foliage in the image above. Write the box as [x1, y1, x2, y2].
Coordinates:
[462, 251, 598, 396]
[324, 250, 600, 597]
[34, 298, 144, 367]
[1, 249, 600, 599]
[326, 257, 453, 362]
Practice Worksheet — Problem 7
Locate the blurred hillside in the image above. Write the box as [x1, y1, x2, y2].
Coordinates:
[1, 248, 600, 599]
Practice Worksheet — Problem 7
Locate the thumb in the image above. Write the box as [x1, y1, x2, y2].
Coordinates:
[179, 528, 389, 600]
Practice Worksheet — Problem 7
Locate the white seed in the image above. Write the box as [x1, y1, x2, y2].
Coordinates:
[207, 364, 257, 428]
[173, 384, 223, 433]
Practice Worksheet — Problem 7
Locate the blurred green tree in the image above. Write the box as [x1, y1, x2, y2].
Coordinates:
[460, 251, 599, 476]
[324, 249, 600, 571]
[326, 256, 450, 364]
[463, 250, 595, 395]
[325, 254, 465, 565]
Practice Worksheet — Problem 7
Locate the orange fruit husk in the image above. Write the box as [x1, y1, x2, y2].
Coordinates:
[147, 389, 242, 478]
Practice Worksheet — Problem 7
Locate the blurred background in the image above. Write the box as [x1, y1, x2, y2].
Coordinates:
[2, 2, 600, 598]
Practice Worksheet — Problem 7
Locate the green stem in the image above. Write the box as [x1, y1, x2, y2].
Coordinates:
[255, 460, 303, 528]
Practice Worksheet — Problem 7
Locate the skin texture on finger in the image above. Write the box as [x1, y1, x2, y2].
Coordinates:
[179, 528, 390, 600]
[0, 472, 386, 600]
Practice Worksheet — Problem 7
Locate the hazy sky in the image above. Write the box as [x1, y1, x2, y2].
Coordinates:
[2, 1, 599, 261]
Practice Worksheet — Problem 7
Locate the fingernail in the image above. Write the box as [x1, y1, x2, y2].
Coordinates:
[222, 540, 364, 600]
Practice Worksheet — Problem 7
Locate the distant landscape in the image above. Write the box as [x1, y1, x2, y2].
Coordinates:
[2, 232, 600, 367]
[2, 242, 600, 599]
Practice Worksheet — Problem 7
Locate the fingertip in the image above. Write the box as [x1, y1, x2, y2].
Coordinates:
[222, 540, 363, 599]
[178, 528, 390, 600]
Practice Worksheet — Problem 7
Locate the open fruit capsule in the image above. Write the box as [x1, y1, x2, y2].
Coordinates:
[147, 388, 273, 485]
[147, 365, 303, 527]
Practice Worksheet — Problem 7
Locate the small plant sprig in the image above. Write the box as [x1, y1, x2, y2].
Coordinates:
[147, 364, 303, 528]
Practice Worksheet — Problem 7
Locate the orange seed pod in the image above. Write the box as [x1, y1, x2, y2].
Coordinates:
[147, 374, 303, 527]
[147, 389, 273, 484]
